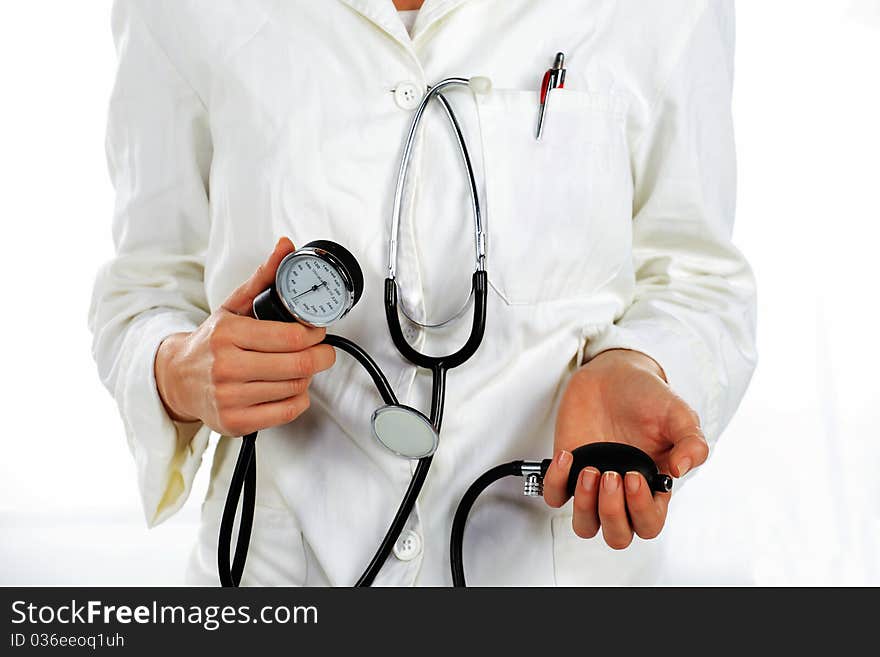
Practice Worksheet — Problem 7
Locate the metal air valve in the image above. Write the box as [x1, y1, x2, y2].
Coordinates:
[521, 462, 545, 497]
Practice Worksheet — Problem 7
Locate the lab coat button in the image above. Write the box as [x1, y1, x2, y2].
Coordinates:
[393, 530, 422, 561]
[394, 82, 424, 110]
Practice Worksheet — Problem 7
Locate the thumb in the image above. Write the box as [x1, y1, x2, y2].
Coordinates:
[542, 378, 592, 508]
[222, 237, 295, 316]
[663, 398, 709, 478]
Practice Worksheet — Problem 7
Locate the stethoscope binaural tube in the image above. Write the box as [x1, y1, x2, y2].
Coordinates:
[388, 77, 488, 328]
[384, 272, 488, 371]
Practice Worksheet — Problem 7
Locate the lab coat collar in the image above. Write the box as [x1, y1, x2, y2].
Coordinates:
[336, 0, 472, 46]
[411, 0, 471, 40]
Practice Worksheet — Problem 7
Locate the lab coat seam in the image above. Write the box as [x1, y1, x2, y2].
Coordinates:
[627, 0, 711, 157]
[213, 0, 283, 80]
[300, 531, 310, 586]
[127, 0, 209, 114]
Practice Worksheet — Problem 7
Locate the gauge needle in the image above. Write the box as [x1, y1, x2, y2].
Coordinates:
[291, 281, 328, 301]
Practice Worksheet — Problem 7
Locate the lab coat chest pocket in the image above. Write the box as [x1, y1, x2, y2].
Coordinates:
[475, 89, 631, 305]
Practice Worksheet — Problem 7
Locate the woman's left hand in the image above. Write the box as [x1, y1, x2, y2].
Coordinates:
[543, 349, 709, 549]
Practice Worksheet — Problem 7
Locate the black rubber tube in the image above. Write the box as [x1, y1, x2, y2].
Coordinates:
[218, 432, 257, 587]
[355, 456, 432, 587]
[323, 334, 398, 407]
[384, 273, 487, 371]
[218, 335, 399, 588]
[232, 440, 257, 584]
[450, 461, 523, 587]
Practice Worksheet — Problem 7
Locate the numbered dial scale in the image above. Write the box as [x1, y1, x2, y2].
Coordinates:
[254, 241, 364, 327]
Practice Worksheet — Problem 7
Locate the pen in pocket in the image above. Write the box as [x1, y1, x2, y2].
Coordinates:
[536, 52, 567, 140]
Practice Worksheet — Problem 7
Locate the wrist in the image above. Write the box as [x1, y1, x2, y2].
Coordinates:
[154, 332, 199, 423]
[586, 348, 667, 383]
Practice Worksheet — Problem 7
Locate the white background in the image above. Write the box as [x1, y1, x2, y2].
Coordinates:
[1, 1, 878, 586]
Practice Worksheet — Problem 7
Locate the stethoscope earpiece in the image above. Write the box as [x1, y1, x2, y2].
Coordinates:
[468, 76, 492, 94]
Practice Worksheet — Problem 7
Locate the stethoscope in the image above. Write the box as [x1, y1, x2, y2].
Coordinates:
[218, 77, 670, 588]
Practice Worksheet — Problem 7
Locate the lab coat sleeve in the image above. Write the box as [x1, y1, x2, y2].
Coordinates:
[88, 0, 213, 527]
[583, 0, 757, 446]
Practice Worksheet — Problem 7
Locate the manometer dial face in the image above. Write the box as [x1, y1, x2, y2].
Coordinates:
[276, 253, 351, 327]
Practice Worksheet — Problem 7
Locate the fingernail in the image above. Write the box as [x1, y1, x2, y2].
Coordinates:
[677, 457, 692, 478]
[581, 468, 599, 492]
[603, 471, 619, 492]
[556, 450, 572, 468]
[625, 471, 641, 494]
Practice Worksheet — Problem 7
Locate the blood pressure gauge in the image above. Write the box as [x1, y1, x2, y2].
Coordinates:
[252, 239, 437, 461]
[253, 240, 364, 327]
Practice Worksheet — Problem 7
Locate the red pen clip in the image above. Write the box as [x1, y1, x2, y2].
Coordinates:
[536, 52, 566, 140]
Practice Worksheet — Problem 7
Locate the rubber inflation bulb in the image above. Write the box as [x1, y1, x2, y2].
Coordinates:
[563, 443, 673, 497]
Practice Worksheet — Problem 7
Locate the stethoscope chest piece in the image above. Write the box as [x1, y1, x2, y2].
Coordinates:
[371, 405, 439, 459]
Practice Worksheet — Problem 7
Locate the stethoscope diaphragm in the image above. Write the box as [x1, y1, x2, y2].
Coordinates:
[370, 404, 439, 459]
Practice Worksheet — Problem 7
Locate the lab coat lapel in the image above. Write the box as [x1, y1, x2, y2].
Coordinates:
[335, 0, 473, 45]
[335, 0, 412, 47]
[411, 0, 472, 40]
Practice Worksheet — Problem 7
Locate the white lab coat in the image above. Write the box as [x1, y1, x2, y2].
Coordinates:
[89, 0, 757, 586]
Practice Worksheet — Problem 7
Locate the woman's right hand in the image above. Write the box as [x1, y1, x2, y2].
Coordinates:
[154, 238, 336, 436]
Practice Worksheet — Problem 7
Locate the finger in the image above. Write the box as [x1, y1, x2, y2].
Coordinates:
[229, 393, 312, 434]
[571, 467, 601, 538]
[663, 399, 709, 478]
[215, 378, 312, 408]
[222, 237, 296, 316]
[225, 314, 326, 353]
[624, 471, 669, 540]
[543, 450, 574, 508]
[598, 471, 633, 549]
[218, 344, 336, 382]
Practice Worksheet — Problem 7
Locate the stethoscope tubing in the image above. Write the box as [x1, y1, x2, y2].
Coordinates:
[384, 272, 488, 371]
[218, 432, 257, 587]
[218, 77, 488, 588]
[357, 80, 490, 586]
